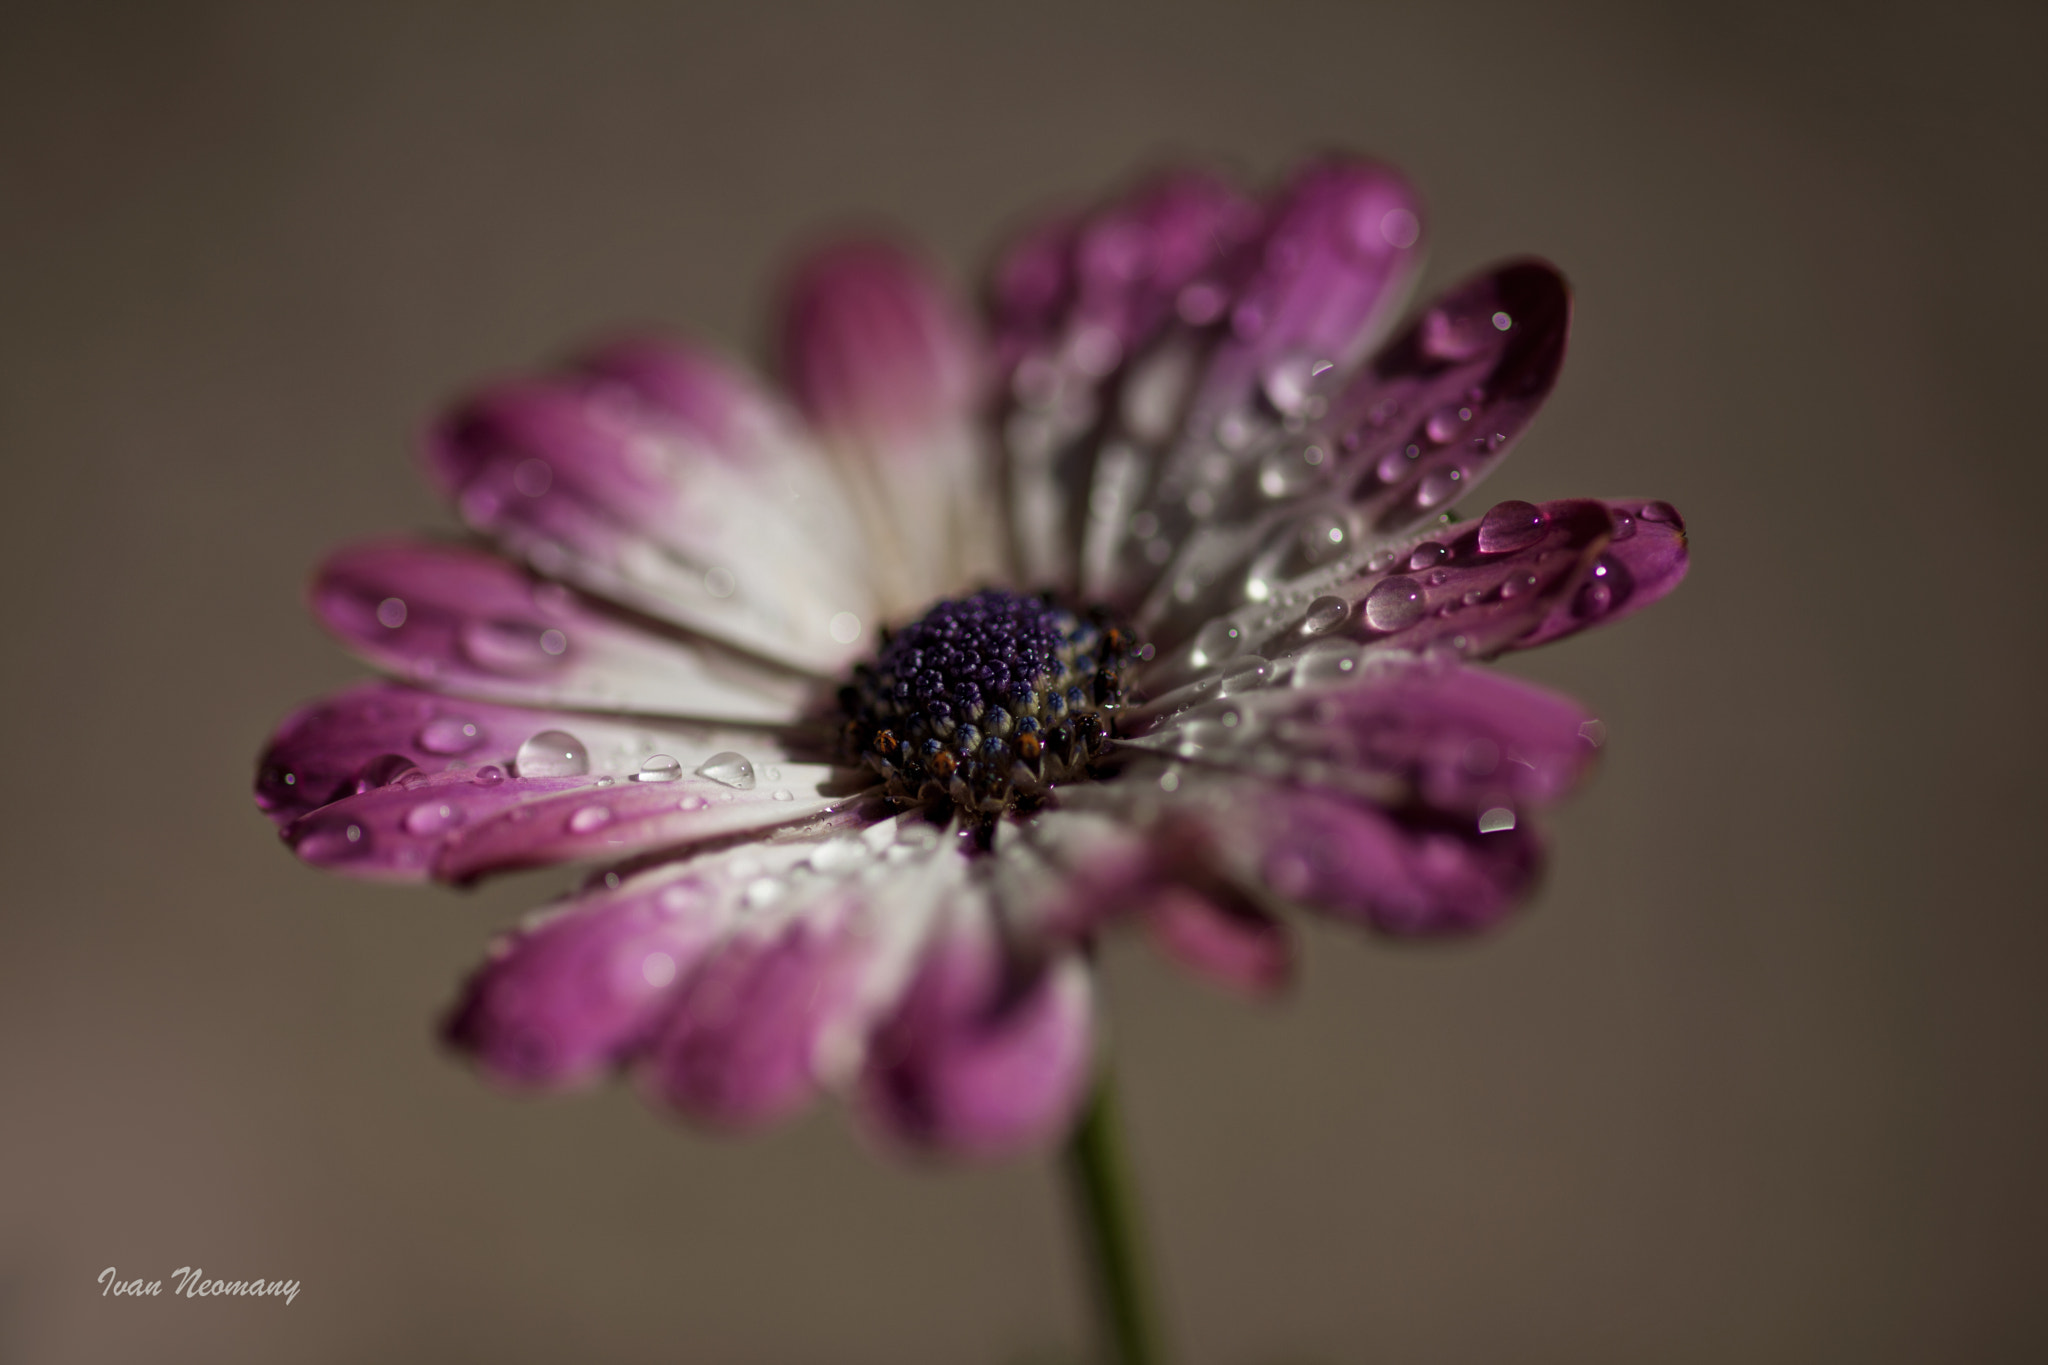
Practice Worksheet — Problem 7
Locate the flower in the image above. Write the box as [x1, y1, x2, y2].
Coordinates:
[255, 158, 1688, 1160]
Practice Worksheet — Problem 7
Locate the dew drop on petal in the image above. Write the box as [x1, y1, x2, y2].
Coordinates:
[567, 804, 613, 833]
[1407, 541, 1449, 571]
[474, 764, 505, 785]
[404, 802, 462, 835]
[1478, 807, 1517, 834]
[1363, 576, 1428, 632]
[1301, 595, 1349, 635]
[1477, 500, 1548, 554]
[703, 567, 737, 598]
[1639, 501, 1681, 524]
[1292, 640, 1363, 686]
[416, 716, 484, 755]
[376, 597, 407, 629]
[1216, 657, 1272, 696]
[539, 629, 568, 656]
[515, 729, 588, 778]
[1492, 311, 1513, 331]
[634, 754, 682, 783]
[771, 788, 794, 802]
[694, 751, 756, 789]
[1424, 405, 1470, 445]
[1416, 469, 1462, 507]
[641, 952, 677, 988]
[829, 612, 863, 645]
[1419, 307, 1488, 361]
[1189, 619, 1245, 669]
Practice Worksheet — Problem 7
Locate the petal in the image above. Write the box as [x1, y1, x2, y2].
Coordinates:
[311, 539, 812, 718]
[442, 858, 754, 1088]
[1127, 655, 1598, 817]
[857, 905, 1096, 1159]
[640, 820, 956, 1130]
[1515, 499, 1690, 649]
[1141, 885, 1293, 997]
[1080, 159, 1426, 608]
[424, 342, 876, 672]
[1135, 260, 1573, 644]
[779, 240, 999, 608]
[991, 172, 1262, 586]
[254, 680, 813, 827]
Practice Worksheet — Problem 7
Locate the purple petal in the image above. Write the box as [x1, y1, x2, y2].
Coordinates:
[1135, 260, 1572, 645]
[254, 681, 808, 827]
[858, 912, 1095, 1159]
[443, 863, 739, 1089]
[640, 888, 889, 1130]
[1137, 498, 1619, 709]
[1219, 781, 1543, 937]
[423, 344, 876, 671]
[1515, 499, 1690, 649]
[779, 239, 982, 453]
[1141, 885, 1293, 997]
[310, 539, 812, 717]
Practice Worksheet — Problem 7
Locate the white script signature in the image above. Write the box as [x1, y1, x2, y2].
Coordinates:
[99, 1266, 300, 1304]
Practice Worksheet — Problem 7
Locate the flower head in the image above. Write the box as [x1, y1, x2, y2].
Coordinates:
[255, 157, 1688, 1159]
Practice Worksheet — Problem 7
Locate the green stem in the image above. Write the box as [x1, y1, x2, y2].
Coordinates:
[1061, 1066, 1167, 1365]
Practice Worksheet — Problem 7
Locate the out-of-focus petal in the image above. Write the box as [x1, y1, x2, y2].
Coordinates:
[425, 338, 876, 672]
[857, 904, 1096, 1159]
[310, 539, 812, 718]
[1081, 159, 1426, 609]
[443, 857, 759, 1088]
[1515, 499, 1690, 649]
[1137, 260, 1573, 644]
[1141, 885, 1293, 997]
[640, 819, 957, 1130]
[779, 241, 999, 609]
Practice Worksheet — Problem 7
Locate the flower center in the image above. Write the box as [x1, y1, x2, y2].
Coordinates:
[839, 588, 1141, 821]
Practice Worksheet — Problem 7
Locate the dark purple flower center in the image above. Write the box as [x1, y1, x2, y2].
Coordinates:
[839, 588, 1141, 821]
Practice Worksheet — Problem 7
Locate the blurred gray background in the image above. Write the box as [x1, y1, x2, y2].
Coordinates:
[3, 2, 2044, 1361]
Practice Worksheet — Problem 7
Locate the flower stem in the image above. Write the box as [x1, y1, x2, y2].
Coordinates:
[1062, 1066, 1167, 1365]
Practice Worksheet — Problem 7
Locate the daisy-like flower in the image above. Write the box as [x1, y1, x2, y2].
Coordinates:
[255, 158, 1687, 1162]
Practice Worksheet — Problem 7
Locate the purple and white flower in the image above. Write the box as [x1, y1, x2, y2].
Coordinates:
[255, 158, 1688, 1160]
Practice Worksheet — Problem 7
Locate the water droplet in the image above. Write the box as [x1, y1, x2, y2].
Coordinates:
[641, 952, 677, 988]
[463, 620, 568, 674]
[1301, 595, 1349, 635]
[1292, 640, 1363, 686]
[1378, 207, 1420, 250]
[1366, 549, 1401, 573]
[1260, 353, 1331, 417]
[1363, 576, 1428, 631]
[1424, 405, 1470, 445]
[743, 877, 783, 910]
[1258, 443, 1324, 499]
[376, 597, 407, 629]
[1639, 501, 1681, 524]
[829, 612, 863, 645]
[703, 567, 737, 598]
[1477, 500, 1547, 554]
[515, 729, 589, 778]
[594, 775, 615, 787]
[676, 794, 706, 811]
[694, 751, 756, 789]
[1416, 469, 1462, 508]
[416, 716, 484, 755]
[1216, 657, 1272, 696]
[1579, 719, 1608, 747]
[567, 805, 613, 834]
[1189, 619, 1245, 669]
[635, 754, 682, 783]
[1610, 510, 1638, 541]
[1478, 807, 1517, 834]
[807, 839, 866, 874]
[1575, 578, 1614, 617]
[539, 628, 568, 656]
[474, 764, 505, 785]
[1296, 511, 1350, 565]
[404, 802, 462, 835]
[771, 788, 794, 802]
[1407, 541, 1449, 571]
[1499, 571, 1539, 600]
[1492, 311, 1513, 331]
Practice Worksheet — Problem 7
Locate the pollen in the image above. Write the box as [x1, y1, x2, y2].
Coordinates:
[838, 588, 1141, 822]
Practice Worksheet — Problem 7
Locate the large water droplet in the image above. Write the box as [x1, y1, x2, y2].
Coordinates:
[568, 805, 613, 833]
[515, 729, 589, 778]
[1363, 576, 1428, 631]
[1477, 500, 1547, 554]
[1189, 619, 1245, 669]
[634, 754, 682, 783]
[694, 751, 756, 789]
[417, 716, 484, 755]
[1301, 595, 1349, 635]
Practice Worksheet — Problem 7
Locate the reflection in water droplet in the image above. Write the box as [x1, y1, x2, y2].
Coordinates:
[694, 751, 756, 789]
[417, 716, 484, 755]
[515, 729, 588, 778]
[1301, 596, 1349, 635]
[1477, 500, 1547, 554]
[635, 754, 682, 783]
[1363, 576, 1428, 631]
[567, 805, 613, 834]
